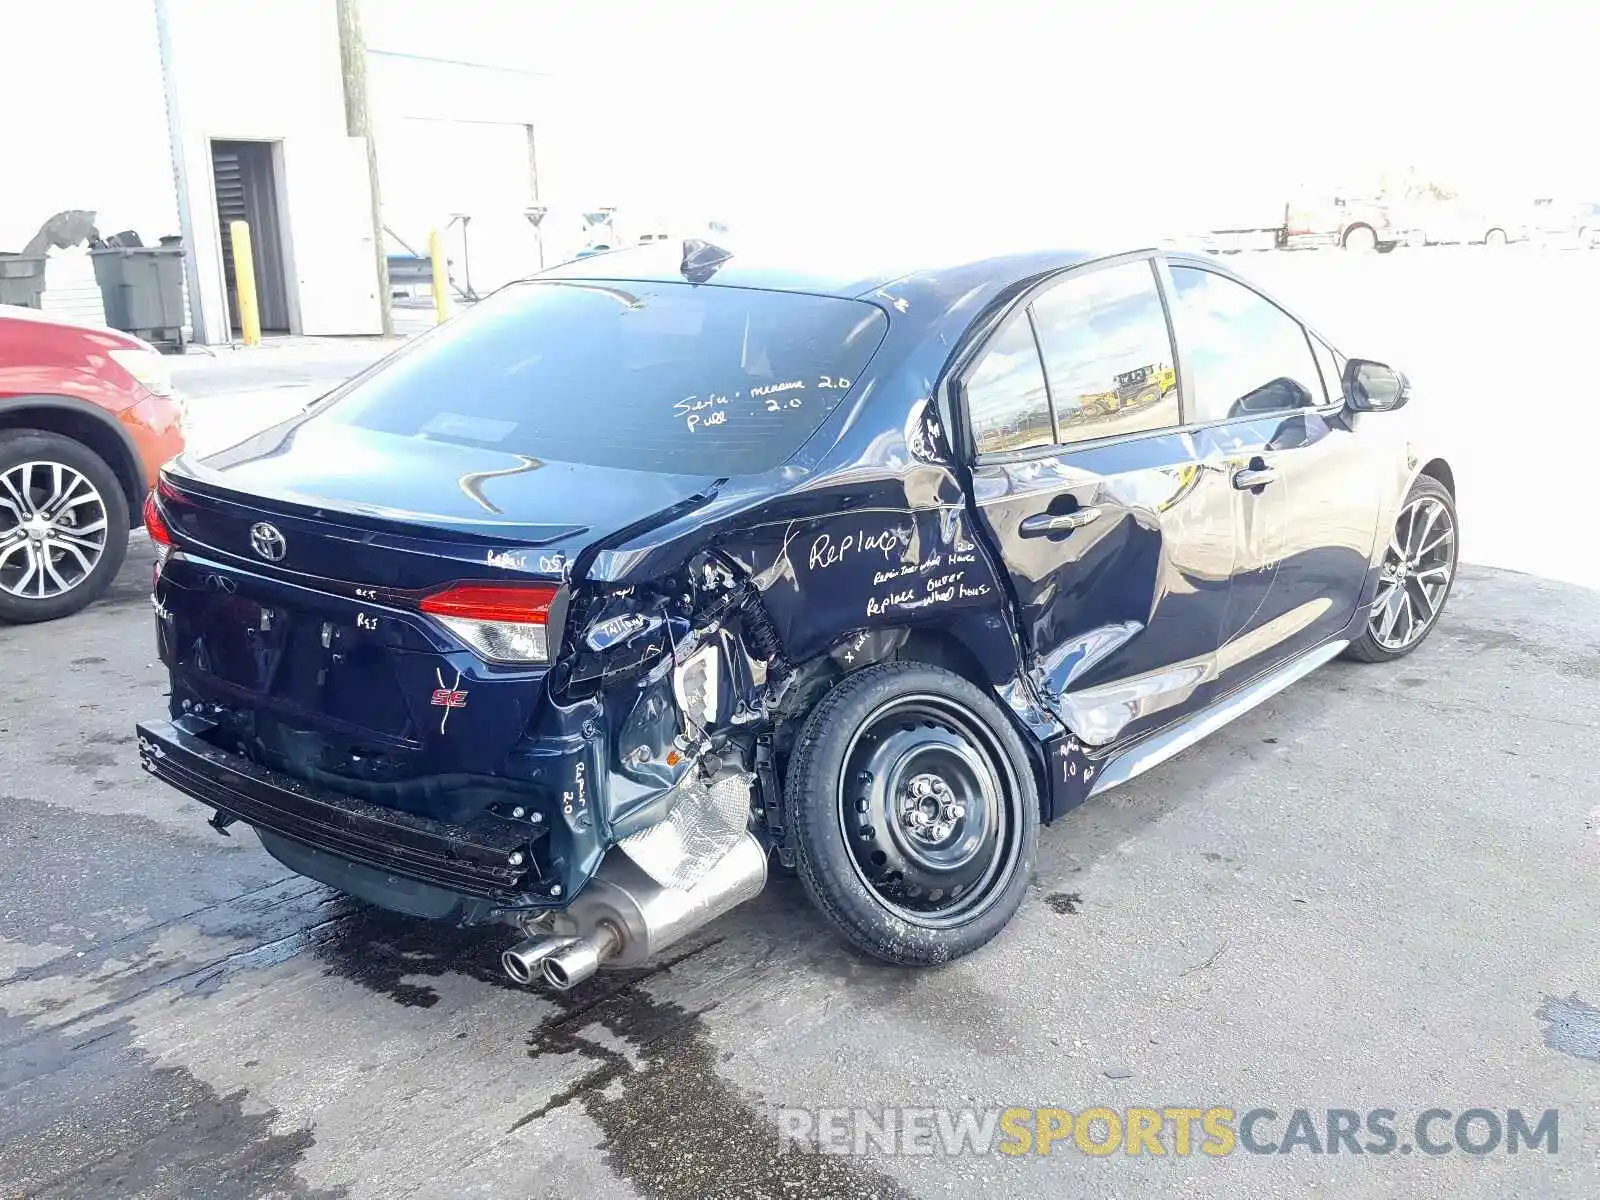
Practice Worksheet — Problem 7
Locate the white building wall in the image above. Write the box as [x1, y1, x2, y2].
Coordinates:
[366, 52, 548, 291]
[163, 0, 381, 341]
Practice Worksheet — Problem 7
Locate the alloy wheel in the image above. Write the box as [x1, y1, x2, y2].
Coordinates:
[836, 693, 1022, 929]
[0, 461, 110, 600]
[1369, 493, 1455, 651]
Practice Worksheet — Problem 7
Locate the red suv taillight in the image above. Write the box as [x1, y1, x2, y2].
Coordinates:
[419, 583, 558, 664]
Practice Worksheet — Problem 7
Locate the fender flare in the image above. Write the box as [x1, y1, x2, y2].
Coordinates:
[0, 392, 146, 517]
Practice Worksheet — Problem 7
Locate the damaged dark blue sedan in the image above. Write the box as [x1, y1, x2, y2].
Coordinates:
[137, 238, 1457, 984]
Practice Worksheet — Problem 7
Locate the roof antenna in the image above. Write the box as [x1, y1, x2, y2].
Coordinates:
[680, 237, 733, 283]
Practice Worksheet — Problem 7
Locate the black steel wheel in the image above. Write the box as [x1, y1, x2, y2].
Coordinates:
[785, 661, 1038, 965]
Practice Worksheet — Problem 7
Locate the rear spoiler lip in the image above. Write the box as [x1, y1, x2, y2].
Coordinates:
[160, 463, 587, 548]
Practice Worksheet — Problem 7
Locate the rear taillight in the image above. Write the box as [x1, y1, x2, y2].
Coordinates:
[143, 491, 174, 576]
[419, 583, 558, 664]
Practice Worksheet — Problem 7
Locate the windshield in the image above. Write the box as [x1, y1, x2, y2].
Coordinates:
[308, 279, 889, 475]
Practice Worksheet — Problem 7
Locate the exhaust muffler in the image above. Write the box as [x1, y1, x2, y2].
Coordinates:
[534, 832, 768, 990]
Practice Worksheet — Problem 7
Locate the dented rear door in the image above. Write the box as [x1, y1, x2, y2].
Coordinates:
[962, 256, 1236, 748]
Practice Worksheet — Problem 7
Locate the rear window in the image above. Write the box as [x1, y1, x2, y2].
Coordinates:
[308, 280, 889, 475]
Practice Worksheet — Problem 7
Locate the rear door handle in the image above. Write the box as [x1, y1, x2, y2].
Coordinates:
[1232, 465, 1278, 490]
[1020, 506, 1102, 536]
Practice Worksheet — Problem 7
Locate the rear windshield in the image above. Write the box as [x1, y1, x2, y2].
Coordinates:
[308, 279, 889, 475]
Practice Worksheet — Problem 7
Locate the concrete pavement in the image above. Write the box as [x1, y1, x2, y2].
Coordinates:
[2, 555, 1596, 1198]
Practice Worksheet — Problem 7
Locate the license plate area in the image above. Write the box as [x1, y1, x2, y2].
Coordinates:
[159, 560, 436, 740]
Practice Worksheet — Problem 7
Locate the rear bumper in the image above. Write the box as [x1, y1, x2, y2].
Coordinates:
[137, 716, 541, 906]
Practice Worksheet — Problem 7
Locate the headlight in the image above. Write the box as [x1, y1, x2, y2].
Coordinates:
[109, 347, 176, 398]
[673, 644, 720, 727]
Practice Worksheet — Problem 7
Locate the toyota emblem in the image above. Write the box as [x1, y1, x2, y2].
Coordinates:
[249, 522, 287, 562]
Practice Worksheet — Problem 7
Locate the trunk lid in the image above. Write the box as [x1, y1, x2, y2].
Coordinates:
[165, 420, 721, 588]
[155, 421, 717, 790]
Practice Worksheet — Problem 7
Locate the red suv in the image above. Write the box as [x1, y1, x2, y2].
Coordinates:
[0, 305, 185, 622]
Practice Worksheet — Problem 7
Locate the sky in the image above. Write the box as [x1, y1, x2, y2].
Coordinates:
[368, 0, 1599, 240]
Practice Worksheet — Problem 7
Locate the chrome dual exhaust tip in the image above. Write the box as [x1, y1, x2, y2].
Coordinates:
[501, 935, 578, 986]
[540, 924, 622, 990]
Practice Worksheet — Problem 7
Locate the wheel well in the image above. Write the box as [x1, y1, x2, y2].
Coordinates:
[1419, 457, 1455, 498]
[896, 628, 993, 691]
[0, 404, 143, 524]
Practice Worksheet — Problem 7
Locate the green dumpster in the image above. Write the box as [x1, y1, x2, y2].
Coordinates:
[89, 244, 187, 352]
[0, 254, 48, 308]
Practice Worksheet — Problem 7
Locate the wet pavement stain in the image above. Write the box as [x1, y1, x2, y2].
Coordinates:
[45, 746, 119, 772]
[0, 1013, 345, 1200]
[1536, 994, 1600, 1063]
[1445, 623, 1535, 655]
[311, 904, 529, 1006]
[511, 954, 916, 1200]
[1558, 653, 1600, 682]
[314, 908, 913, 1198]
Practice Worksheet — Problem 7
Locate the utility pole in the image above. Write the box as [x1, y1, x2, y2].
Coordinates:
[336, 0, 394, 337]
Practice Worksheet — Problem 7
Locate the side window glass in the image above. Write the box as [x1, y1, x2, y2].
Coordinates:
[1310, 337, 1342, 405]
[1168, 267, 1322, 423]
[1029, 260, 1179, 444]
[964, 314, 1052, 455]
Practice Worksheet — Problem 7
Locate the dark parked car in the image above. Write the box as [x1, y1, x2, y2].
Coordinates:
[136, 240, 1456, 985]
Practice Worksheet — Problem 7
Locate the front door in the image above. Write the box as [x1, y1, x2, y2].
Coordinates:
[962, 257, 1237, 750]
[1162, 261, 1382, 694]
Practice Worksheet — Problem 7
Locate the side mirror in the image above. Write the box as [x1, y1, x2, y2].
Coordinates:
[1343, 358, 1409, 412]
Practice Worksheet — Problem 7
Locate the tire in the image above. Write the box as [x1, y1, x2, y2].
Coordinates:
[1343, 224, 1378, 253]
[1343, 475, 1458, 663]
[784, 661, 1039, 966]
[0, 430, 131, 624]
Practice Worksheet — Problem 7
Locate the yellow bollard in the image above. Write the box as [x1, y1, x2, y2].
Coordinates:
[428, 229, 449, 324]
[228, 220, 262, 346]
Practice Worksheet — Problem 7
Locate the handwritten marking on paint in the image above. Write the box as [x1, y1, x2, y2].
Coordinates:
[486, 549, 566, 574]
[355, 612, 378, 631]
[750, 380, 804, 398]
[808, 527, 912, 571]
[673, 393, 732, 432]
[563, 761, 590, 819]
[862, 557, 991, 618]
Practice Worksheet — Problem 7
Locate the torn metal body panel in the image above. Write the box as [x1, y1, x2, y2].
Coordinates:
[135, 238, 1452, 978]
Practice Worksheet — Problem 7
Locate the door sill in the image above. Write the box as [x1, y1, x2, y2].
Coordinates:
[1087, 638, 1348, 797]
